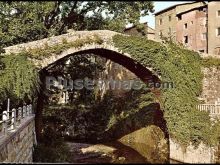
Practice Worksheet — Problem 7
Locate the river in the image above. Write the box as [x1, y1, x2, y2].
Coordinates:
[65, 141, 182, 164]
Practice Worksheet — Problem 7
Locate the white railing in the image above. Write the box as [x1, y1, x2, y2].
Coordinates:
[197, 104, 220, 115]
[0, 99, 34, 137]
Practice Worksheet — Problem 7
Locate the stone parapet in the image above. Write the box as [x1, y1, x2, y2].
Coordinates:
[0, 116, 36, 163]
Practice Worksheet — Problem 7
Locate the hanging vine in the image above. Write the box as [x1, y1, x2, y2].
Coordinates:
[112, 34, 217, 147]
[0, 54, 40, 105]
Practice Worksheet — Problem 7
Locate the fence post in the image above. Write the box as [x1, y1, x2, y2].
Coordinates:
[11, 108, 16, 130]
[2, 111, 8, 135]
[18, 107, 22, 123]
[214, 101, 218, 114]
[23, 105, 26, 119]
[7, 98, 10, 120]
[30, 104, 33, 114]
[26, 105, 29, 116]
[28, 105, 31, 115]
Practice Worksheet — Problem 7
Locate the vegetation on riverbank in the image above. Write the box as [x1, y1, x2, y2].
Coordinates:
[112, 34, 220, 148]
[20, 34, 103, 60]
[33, 127, 71, 163]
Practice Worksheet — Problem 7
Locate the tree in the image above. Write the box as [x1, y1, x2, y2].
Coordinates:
[0, 1, 154, 48]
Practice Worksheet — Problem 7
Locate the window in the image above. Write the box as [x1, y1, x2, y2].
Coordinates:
[159, 18, 162, 25]
[191, 21, 193, 25]
[217, 27, 220, 36]
[202, 33, 207, 40]
[217, 10, 220, 16]
[159, 30, 163, 36]
[184, 23, 187, 29]
[184, 36, 188, 44]
[169, 15, 172, 21]
[199, 50, 205, 53]
[177, 15, 182, 20]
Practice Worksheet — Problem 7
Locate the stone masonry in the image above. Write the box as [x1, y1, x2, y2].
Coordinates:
[0, 116, 36, 163]
[169, 138, 217, 163]
[2, 30, 160, 81]
[201, 67, 220, 103]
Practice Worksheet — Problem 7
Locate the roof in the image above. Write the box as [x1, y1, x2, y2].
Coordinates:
[148, 26, 155, 33]
[176, 4, 207, 16]
[154, 1, 206, 15]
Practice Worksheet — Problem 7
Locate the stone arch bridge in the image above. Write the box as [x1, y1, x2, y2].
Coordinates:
[1, 30, 220, 163]
[3, 30, 161, 83]
[2, 29, 219, 90]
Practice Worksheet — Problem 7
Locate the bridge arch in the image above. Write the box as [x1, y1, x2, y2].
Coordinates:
[40, 47, 161, 84]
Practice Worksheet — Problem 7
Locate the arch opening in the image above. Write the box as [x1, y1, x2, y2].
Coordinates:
[34, 48, 169, 163]
[41, 48, 161, 84]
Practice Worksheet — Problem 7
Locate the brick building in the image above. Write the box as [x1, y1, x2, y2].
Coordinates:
[176, 5, 208, 53]
[155, 1, 206, 42]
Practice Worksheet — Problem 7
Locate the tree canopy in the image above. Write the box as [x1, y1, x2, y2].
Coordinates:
[0, 1, 154, 50]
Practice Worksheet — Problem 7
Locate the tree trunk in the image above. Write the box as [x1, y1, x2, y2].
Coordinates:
[35, 70, 47, 142]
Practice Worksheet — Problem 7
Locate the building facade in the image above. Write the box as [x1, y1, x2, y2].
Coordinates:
[155, 1, 207, 43]
[155, 7, 177, 41]
[176, 5, 208, 53]
[208, 1, 220, 55]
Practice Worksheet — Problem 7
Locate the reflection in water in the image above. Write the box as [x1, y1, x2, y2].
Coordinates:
[66, 140, 171, 164]
[104, 141, 149, 163]
[66, 125, 170, 164]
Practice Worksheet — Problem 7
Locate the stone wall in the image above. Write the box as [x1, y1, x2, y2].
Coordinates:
[0, 116, 36, 163]
[98, 59, 138, 98]
[201, 67, 220, 103]
[169, 138, 217, 163]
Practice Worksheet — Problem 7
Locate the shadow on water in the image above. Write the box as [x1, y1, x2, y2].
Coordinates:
[65, 102, 170, 163]
[67, 141, 149, 164]
[104, 141, 149, 163]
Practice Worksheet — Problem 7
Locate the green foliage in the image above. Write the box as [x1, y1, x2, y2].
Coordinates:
[0, 2, 53, 47]
[33, 127, 71, 163]
[208, 119, 220, 145]
[33, 143, 70, 163]
[103, 87, 156, 132]
[112, 34, 213, 147]
[21, 35, 103, 60]
[0, 1, 154, 48]
[201, 57, 220, 68]
[42, 85, 157, 142]
[0, 54, 39, 105]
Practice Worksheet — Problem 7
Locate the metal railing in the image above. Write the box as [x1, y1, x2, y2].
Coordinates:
[197, 104, 220, 115]
[0, 99, 34, 137]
